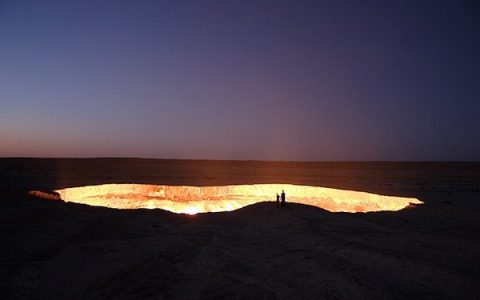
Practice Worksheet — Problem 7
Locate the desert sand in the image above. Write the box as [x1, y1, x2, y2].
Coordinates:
[1, 159, 479, 299]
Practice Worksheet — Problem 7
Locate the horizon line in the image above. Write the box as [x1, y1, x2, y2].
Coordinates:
[1, 156, 479, 163]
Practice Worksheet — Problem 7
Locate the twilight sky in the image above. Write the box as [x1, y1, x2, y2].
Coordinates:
[1, 0, 479, 160]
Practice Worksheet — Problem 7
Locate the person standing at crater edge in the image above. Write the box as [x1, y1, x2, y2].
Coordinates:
[281, 190, 286, 207]
[276, 193, 280, 206]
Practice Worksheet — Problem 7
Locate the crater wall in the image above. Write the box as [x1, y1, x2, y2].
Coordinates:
[55, 184, 423, 214]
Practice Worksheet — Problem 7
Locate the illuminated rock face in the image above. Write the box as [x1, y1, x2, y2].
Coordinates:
[55, 184, 423, 214]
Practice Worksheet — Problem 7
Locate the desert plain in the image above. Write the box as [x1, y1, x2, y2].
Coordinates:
[1, 158, 479, 299]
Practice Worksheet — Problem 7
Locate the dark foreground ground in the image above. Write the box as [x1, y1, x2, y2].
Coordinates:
[1, 158, 480, 299]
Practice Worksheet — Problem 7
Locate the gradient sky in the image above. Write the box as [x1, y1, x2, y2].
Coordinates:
[1, 0, 479, 160]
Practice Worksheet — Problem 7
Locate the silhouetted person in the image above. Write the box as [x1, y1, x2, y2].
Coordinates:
[276, 193, 280, 206]
[281, 190, 286, 207]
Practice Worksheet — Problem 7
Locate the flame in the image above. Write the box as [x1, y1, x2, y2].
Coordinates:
[53, 184, 423, 214]
[183, 206, 201, 215]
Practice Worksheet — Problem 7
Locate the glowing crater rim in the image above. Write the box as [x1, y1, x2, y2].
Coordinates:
[53, 184, 423, 214]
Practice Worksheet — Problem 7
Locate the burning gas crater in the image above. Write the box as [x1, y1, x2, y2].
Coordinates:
[55, 184, 422, 214]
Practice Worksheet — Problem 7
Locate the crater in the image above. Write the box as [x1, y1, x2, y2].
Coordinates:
[53, 184, 423, 214]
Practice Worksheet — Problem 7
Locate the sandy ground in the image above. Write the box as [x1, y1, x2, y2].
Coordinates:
[1, 159, 480, 299]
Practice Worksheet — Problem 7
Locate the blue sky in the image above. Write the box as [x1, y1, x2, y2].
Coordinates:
[1, 0, 479, 160]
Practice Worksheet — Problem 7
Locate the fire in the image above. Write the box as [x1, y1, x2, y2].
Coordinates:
[183, 206, 201, 215]
[53, 184, 423, 214]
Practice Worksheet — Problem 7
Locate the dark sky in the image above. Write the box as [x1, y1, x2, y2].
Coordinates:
[1, 0, 479, 160]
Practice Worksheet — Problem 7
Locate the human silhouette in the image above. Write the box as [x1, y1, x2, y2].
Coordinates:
[281, 190, 286, 207]
[276, 193, 280, 206]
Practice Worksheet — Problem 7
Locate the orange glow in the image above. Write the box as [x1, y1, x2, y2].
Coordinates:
[53, 184, 423, 214]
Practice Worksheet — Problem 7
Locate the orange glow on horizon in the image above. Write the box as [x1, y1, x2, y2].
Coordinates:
[51, 184, 423, 214]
